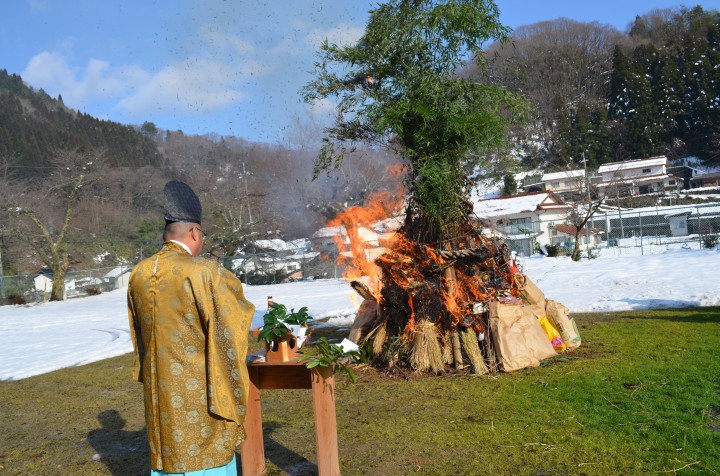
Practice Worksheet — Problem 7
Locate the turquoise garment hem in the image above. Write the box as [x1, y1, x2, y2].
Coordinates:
[150, 453, 237, 476]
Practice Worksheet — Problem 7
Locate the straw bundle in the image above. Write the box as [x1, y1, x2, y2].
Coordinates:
[410, 319, 444, 373]
[442, 333, 453, 364]
[460, 328, 489, 375]
[371, 320, 388, 356]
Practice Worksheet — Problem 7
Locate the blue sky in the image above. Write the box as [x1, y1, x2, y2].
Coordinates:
[2, 1, 720, 144]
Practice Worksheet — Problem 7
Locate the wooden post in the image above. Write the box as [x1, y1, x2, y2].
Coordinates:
[312, 366, 340, 475]
[240, 366, 266, 476]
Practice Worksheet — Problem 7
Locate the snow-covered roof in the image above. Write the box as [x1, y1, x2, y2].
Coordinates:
[287, 251, 319, 260]
[312, 217, 401, 243]
[594, 202, 720, 219]
[356, 226, 378, 243]
[253, 239, 294, 251]
[104, 267, 132, 278]
[598, 156, 667, 174]
[474, 192, 570, 218]
[665, 211, 692, 218]
[691, 171, 720, 181]
[541, 169, 585, 182]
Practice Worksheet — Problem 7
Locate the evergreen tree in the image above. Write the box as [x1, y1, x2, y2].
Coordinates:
[501, 173, 517, 196]
[609, 46, 631, 120]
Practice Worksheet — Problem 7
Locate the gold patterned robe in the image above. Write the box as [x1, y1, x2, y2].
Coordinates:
[127, 242, 255, 473]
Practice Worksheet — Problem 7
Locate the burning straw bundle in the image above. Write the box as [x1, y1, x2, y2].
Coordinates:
[350, 224, 521, 374]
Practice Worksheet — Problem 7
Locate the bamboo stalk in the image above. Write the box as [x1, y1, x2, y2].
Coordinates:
[482, 323, 499, 374]
[443, 265, 465, 369]
[371, 320, 388, 356]
[451, 331, 464, 370]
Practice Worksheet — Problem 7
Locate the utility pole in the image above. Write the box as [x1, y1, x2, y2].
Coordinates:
[242, 162, 253, 224]
[0, 239, 5, 300]
[581, 153, 591, 247]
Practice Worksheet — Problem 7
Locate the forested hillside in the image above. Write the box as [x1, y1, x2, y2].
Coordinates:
[0, 71, 397, 275]
[0, 70, 163, 178]
[471, 5, 720, 170]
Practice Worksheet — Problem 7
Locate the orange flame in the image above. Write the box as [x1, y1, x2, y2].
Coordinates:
[324, 163, 406, 297]
[324, 162, 518, 335]
[328, 189, 401, 285]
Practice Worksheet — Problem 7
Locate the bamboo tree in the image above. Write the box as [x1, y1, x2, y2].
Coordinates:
[303, 0, 526, 243]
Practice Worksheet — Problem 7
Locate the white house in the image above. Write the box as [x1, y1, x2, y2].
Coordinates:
[473, 191, 574, 255]
[233, 237, 318, 282]
[104, 266, 133, 289]
[666, 211, 691, 237]
[33, 269, 76, 298]
[522, 169, 585, 197]
[310, 226, 349, 253]
[596, 156, 680, 196]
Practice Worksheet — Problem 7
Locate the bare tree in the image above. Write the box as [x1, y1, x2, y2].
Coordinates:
[469, 18, 627, 163]
[6, 149, 106, 300]
[560, 161, 621, 261]
[568, 196, 605, 261]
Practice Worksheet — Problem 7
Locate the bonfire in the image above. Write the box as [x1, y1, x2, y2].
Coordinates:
[329, 185, 524, 375]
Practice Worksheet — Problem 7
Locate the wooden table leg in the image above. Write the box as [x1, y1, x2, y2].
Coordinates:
[311, 367, 340, 476]
[241, 367, 266, 476]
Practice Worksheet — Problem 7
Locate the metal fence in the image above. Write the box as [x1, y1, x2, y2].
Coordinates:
[0, 266, 133, 306]
[0, 249, 345, 306]
[228, 249, 343, 285]
[500, 202, 720, 257]
[4, 202, 718, 305]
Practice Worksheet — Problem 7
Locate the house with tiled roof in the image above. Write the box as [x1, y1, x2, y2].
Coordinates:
[473, 191, 574, 255]
[595, 156, 680, 196]
[525, 169, 587, 199]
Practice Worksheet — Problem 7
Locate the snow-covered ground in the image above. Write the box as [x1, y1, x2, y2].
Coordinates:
[1, 246, 719, 380]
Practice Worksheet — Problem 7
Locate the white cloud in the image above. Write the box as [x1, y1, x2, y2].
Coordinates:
[21, 51, 267, 117]
[306, 24, 364, 48]
[22, 51, 148, 107]
[116, 59, 248, 116]
[308, 97, 338, 118]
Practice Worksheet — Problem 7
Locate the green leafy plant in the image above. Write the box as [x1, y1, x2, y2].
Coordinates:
[282, 305, 311, 326]
[545, 244, 560, 257]
[257, 302, 313, 344]
[298, 338, 361, 383]
[585, 246, 599, 259]
[703, 234, 719, 249]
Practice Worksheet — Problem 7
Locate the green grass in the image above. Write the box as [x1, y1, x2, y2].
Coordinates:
[1, 308, 719, 475]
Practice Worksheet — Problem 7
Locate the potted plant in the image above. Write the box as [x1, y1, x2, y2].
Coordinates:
[257, 302, 313, 362]
[281, 305, 311, 341]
